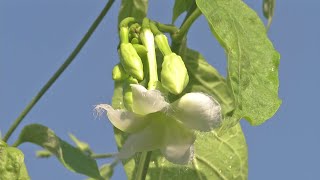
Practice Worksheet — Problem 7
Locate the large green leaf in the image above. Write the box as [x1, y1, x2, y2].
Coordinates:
[0, 141, 30, 180]
[15, 124, 102, 180]
[118, 0, 148, 23]
[172, 0, 194, 23]
[196, 0, 281, 127]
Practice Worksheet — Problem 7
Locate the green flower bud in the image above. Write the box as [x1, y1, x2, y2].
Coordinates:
[120, 43, 144, 80]
[132, 44, 147, 57]
[112, 63, 129, 81]
[161, 53, 189, 95]
[130, 37, 140, 44]
[123, 77, 138, 111]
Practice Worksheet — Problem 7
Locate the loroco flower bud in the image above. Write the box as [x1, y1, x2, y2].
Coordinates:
[112, 63, 129, 81]
[120, 43, 144, 80]
[161, 53, 189, 95]
[123, 77, 138, 111]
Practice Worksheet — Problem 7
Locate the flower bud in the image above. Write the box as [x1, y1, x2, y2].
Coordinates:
[130, 37, 140, 44]
[161, 53, 189, 95]
[120, 43, 144, 80]
[112, 63, 129, 81]
[123, 77, 138, 111]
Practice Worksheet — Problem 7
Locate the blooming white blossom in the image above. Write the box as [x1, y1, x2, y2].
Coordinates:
[95, 84, 221, 164]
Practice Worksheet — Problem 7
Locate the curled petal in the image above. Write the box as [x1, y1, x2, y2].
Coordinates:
[170, 93, 222, 131]
[161, 118, 195, 164]
[118, 117, 166, 159]
[131, 84, 169, 115]
[95, 104, 149, 133]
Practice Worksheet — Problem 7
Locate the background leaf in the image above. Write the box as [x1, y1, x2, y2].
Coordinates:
[0, 141, 30, 180]
[172, 0, 194, 23]
[15, 124, 102, 180]
[196, 0, 281, 128]
[118, 0, 149, 23]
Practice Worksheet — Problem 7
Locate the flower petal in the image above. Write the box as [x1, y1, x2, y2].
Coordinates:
[170, 93, 222, 131]
[95, 104, 149, 133]
[118, 117, 166, 159]
[161, 118, 195, 164]
[131, 84, 169, 115]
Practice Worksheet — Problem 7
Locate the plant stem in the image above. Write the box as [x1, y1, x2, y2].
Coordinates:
[172, 8, 202, 43]
[91, 153, 116, 159]
[2, 0, 115, 143]
[154, 22, 179, 34]
[171, 7, 202, 56]
[135, 151, 152, 180]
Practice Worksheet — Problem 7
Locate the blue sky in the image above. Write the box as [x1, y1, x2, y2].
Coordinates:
[1, 0, 319, 179]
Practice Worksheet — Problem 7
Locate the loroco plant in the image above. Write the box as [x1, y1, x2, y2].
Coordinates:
[1, 0, 280, 179]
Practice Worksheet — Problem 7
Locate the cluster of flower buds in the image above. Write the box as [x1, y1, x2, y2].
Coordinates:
[112, 17, 189, 103]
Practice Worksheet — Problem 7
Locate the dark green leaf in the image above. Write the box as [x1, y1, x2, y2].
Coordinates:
[0, 141, 30, 180]
[15, 124, 102, 180]
[118, 0, 148, 24]
[172, 0, 194, 23]
[196, 0, 281, 127]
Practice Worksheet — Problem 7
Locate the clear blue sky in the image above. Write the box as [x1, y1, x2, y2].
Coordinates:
[1, 1, 319, 179]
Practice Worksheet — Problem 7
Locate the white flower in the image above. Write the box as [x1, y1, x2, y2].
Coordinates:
[95, 84, 221, 164]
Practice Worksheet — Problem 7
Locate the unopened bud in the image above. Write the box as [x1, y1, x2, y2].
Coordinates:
[161, 53, 189, 95]
[112, 63, 129, 81]
[120, 43, 144, 80]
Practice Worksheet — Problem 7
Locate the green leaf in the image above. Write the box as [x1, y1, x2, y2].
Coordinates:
[147, 123, 247, 180]
[0, 141, 30, 180]
[172, 0, 194, 23]
[118, 0, 148, 24]
[196, 0, 281, 127]
[15, 124, 102, 180]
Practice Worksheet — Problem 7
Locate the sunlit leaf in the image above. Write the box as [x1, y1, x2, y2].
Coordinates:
[15, 124, 102, 180]
[0, 141, 30, 180]
[196, 0, 281, 128]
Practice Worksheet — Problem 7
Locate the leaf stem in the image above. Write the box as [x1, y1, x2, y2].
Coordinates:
[171, 7, 202, 55]
[135, 151, 152, 180]
[2, 0, 115, 143]
[172, 8, 202, 43]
